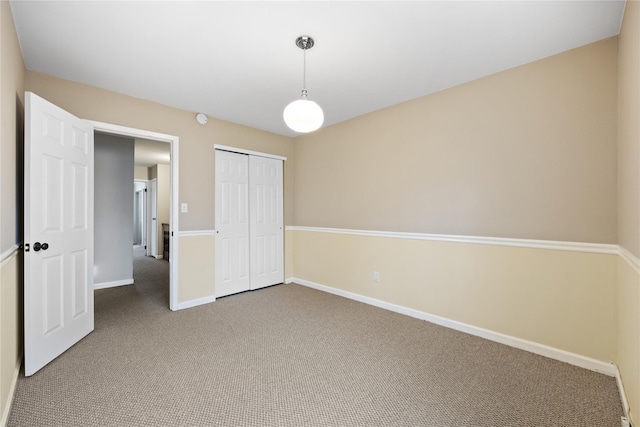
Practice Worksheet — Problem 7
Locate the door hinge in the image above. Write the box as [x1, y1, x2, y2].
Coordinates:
[144, 245, 147, 249]
[171, 232, 174, 237]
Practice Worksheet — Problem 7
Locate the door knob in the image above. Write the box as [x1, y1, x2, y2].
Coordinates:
[33, 242, 49, 252]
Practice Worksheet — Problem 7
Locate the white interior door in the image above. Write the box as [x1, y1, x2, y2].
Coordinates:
[149, 179, 157, 257]
[249, 156, 284, 289]
[215, 151, 250, 297]
[24, 92, 94, 376]
[140, 185, 147, 250]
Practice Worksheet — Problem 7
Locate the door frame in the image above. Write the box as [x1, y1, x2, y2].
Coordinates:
[90, 121, 180, 311]
[133, 179, 147, 249]
[214, 144, 287, 162]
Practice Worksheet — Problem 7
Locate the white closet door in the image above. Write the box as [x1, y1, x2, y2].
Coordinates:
[215, 151, 250, 297]
[249, 155, 284, 289]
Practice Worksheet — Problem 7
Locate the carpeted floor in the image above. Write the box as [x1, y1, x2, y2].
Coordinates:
[7, 247, 623, 426]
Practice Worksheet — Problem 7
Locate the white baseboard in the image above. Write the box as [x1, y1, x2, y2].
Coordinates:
[1, 354, 22, 427]
[292, 277, 617, 377]
[285, 277, 295, 284]
[94, 279, 134, 290]
[154, 255, 163, 260]
[174, 294, 216, 311]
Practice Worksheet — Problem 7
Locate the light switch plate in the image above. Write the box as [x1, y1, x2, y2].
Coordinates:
[181, 203, 188, 213]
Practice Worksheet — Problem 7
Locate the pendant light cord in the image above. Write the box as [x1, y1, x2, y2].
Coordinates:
[302, 46, 307, 98]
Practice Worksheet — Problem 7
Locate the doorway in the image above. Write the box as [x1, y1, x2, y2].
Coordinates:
[91, 121, 180, 311]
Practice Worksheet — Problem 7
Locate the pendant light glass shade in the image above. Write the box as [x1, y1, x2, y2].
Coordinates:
[284, 35, 324, 133]
[283, 97, 324, 133]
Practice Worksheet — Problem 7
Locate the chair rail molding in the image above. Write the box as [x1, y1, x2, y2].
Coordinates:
[286, 226, 619, 255]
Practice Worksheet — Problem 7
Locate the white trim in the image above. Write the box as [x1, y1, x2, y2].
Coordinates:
[214, 144, 287, 161]
[619, 246, 640, 274]
[88, 121, 180, 311]
[178, 230, 216, 237]
[94, 279, 134, 290]
[616, 366, 631, 421]
[285, 277, 295, 284]
[1, 354, 22, 427]
[292, 277, 617, 376]
[90, 121, 177, 143]
[154, 255, 163, 260]
[174, 294, 216, 310]
[286, 226, 619, 255]
[0, 244, 20, 266]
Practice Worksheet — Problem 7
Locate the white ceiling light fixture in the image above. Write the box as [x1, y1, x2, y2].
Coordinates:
[283, 35, 324, 133]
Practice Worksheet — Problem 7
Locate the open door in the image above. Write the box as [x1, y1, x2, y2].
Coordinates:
[24, 92, 94, 376]
[148, 179, 157, 257]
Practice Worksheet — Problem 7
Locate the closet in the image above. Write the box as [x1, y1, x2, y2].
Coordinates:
[215, 149, 284, 297]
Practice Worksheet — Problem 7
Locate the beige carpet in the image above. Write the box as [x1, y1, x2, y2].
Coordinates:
[7, 248, 623, 426]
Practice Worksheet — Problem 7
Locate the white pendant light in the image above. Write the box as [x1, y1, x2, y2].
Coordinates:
[283, 36, 324, 133]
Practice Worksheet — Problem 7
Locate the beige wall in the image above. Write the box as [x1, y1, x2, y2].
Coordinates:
[134, 165, 149, 181]
[178, 235, 215, 303]
[0, 1, 24, 424]
[616, 1, 640, 424]
[24, 71, 295, 231]
[294, 38, 618, 244]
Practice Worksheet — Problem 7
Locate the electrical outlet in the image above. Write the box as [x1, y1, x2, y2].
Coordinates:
[373, 271, 380, 282]
[181, 203, 188, 213]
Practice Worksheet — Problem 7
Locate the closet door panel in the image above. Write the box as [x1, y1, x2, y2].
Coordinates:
[215, 151, 250, 297]
[249, 156, 284, 289]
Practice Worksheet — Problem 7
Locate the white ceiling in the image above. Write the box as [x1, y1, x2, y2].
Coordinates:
[134, 138, 170, 167]
[10, 1, 626, 137]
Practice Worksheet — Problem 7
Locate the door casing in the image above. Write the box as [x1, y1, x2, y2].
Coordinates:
[90, 121, 180, 311]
